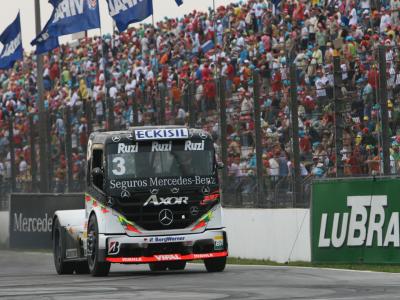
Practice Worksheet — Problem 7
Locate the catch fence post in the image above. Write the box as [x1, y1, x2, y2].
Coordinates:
[218, 76, 228, 205]
[378, 45, 391, 175]
[253, 71, 266, 207]
[289, 63, 302, 207]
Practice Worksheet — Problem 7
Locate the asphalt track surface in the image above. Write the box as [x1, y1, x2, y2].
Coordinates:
[1, 251, 400, 300]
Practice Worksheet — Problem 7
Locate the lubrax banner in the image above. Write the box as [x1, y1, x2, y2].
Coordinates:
[9, 193, 84, 249]
[311, 178, 400, 264]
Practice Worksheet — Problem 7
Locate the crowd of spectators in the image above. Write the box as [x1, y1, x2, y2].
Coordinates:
[0, 0, 399, 196]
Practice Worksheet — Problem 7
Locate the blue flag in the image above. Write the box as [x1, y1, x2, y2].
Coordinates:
[0, 13, 23, 70]
[175, 0, 183, 6]
[201, 40, 214, 54]
[31, 9, 59, 55]
[48, 0, 101, 37]
[106, 0, 153, 32]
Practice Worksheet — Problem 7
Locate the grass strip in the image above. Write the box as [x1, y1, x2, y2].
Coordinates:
[226, 257, 400, 273]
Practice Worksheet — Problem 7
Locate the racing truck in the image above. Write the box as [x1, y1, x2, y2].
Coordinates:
[52, 126, 228, 276]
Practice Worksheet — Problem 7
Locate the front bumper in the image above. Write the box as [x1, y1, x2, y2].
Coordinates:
[99, 229, 228, 264]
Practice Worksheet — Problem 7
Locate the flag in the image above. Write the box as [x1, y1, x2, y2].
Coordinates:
[175, 0, 183, 6]
[31, 9, 59, 55]
[106, 0, 153, 32]
[201, 40, 214, 54]
[47, 0, 101, 37]
[0, 13, 23, 70]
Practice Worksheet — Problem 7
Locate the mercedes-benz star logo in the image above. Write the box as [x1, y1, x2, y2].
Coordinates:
[190, 206, 199, 216]
[171, 187, 179, 194]
[112, 136, 121, 143]
[150, 189, 159, 195]
[121, 189, 131, 198]
[159, 209, 173, 226]
[199, 132, 208, 139]
[202, 186, 210, 194]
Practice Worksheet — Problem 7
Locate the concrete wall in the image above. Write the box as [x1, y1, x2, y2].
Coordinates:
[0, 208, 311, 262]
[0, 211, 9, 245]
[224, 208, 311, 263]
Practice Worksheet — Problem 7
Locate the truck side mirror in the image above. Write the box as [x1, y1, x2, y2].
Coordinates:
[92, 167, 104, 177]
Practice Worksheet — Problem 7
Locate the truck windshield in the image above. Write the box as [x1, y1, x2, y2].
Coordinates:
[107, 141, 214, 179]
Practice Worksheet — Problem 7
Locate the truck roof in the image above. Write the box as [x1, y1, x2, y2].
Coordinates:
[89, 126, 213, 145]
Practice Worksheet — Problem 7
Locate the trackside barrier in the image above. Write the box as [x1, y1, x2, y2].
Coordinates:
[1, 206, 312, 262]
[9, 193, 84, 249]
[311, 177, 400, 264]
[0, 211, 9, 245]
[224, 208, 311, 263]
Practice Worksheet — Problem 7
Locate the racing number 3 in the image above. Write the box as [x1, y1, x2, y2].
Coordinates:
[112, 157, 126, 175]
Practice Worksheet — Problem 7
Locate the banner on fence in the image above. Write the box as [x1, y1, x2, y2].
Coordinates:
[9, 193, 84, 249]
[311, 177, 400, 264]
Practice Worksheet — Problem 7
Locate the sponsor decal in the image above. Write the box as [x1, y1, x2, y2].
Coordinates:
[191, 211, 213, 231]
[146, 236, 185, 243]
[199, 132, 208, 140]
[184, 140, 205, 151]
[66, 249, 78, 259]
[144, 195, 188, 206]
[109, 176, 216, 189]
[201, 192, 220, 205]
[159, 209, 174, 226]
[318, 195, 399, 248]
[214, 235, 224, 251]
[108, 241, 120, 255]
[135, 128, 189, 140]
[112, 136, 121, 143]
[87, 139, 93, 160]
[118, 215, 141, 234]
[127, 133, 135, 140]
[155, 254, 180, 261]
[106, 251, 228, 263]
[202, 186, 210, 194]
[121, 189, 131, 198]
[151, 141, 172, 152]
[190, 206, 199, 216]
[171, 187, 179, 194]
[117, 143, 138, 154]
[13, 213, 53, 233]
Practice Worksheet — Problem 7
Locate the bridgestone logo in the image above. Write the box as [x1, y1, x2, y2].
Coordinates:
[318, 196, 399, 248]
[13, 213, 53, 233]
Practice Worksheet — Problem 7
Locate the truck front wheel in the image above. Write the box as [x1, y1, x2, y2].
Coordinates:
[149, 262, 168, 271]
[53, 218, 74, 275]
[167, 261, 186, 270]
[87, 214, 110, 277]
[204, 257, 226, 272]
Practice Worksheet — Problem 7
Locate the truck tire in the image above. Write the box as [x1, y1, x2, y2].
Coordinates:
[87, 214, 110, 277]
[167, 261, 186, 270]
[149, 262, 168, 271]
[53, 218, 74, 275]
[75, 261, 90, 274]
[204, 257, 226, 272]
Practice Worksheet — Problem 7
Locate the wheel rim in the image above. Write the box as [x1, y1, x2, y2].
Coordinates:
[88, 221, 97, 269]
[54, 229, 61, 266]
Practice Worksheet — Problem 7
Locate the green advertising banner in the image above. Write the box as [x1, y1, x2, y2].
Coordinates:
[311, 177, 400, 264]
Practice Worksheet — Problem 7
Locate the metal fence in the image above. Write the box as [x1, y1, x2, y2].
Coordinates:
[1, 45, 399, 211]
